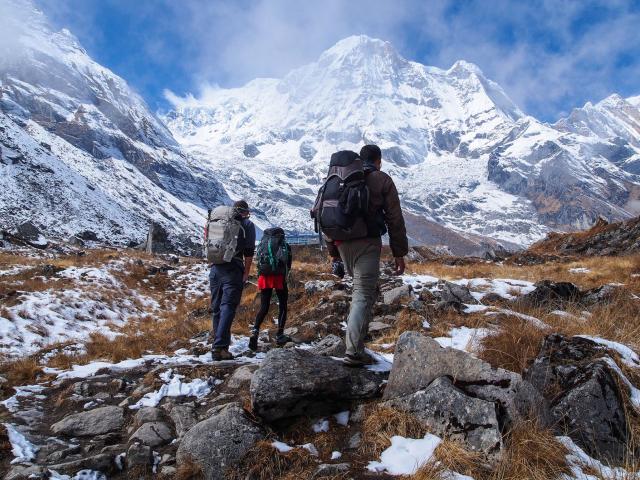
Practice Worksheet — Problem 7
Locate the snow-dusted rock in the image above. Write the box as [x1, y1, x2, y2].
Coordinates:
[525, 334, 631, 463]
[310, 334, 347, 357]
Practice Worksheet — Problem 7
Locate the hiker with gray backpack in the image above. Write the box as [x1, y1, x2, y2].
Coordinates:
[204, 200, 256, 361]
[248, 227, 293, 351]
[311, 146, 408, 367]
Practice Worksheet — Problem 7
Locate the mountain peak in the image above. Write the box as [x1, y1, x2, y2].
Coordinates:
[319, 35, 403, 64]
[448, 60, 485, 77]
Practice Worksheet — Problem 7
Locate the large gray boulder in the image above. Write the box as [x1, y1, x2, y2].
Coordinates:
[251, 349, 386, 422]
[383, 376, 502, 457]
[384, 332, 544, 426]
[383, 284, 412, 305]
[525, 334, 631, 464]
[51, 405, 125, 436]
[176, 404, 264, 480]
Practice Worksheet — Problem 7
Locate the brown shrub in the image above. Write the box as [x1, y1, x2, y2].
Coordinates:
[0, 357, 43, 400]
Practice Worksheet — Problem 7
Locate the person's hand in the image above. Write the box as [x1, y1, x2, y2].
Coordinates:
[394, 257, 405, 276]
[331, 258, 345, 279]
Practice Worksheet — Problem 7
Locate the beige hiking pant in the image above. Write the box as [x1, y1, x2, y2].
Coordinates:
[337, 238, 381, 356]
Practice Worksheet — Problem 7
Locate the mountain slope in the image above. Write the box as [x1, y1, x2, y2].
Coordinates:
[0, 0, 228, 246]
[164, 35, 640, 247]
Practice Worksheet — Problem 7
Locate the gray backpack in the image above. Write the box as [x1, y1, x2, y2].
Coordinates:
[204, 206, 244, 264]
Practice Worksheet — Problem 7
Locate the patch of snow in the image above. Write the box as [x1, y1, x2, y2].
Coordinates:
[367, 434, 442, 475]
[435, 326, 491, 352]
[577, 336, 640, 368]
[558, 436, 631, 480]
[331, 451, 342, 460]
[402, 274, 439, 289]
[312, 418, 330, 433]
[463, 304, 489, 314]
[272, 440, 294, 453]
[569, 267, 591, 274]
[130, 370, 218, 409]
[487, 308, 550, 329]
[2, 384, 46, 412]
[334, 410, 350, 426]
[422, 319, 431, 329]
[300, 443, 319, 456]
[3, 423, 38, 464]
[365, 348, 394, 372]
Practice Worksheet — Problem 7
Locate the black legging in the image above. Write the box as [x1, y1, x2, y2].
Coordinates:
[253, 286, 288, 334]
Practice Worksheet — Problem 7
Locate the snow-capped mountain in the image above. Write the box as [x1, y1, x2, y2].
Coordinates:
[164, 35, 640, 249]
[0, 0, 227, 247]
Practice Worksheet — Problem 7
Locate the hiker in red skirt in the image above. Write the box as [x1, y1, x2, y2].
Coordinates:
[249, 228, 293, 351]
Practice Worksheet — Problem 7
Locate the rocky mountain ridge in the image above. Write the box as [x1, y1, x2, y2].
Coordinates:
[0, 0, 228, 249]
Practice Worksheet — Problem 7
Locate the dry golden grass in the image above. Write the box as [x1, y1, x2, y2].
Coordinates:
[407, 254, 640, 292]
[414, 439, 490, 479]
[360, 404, 429, 458]
[0, 357, 45, 399]
[226, 440, 317, 480]
[490, 419, 571, 480]
[477, 315, 547, 373]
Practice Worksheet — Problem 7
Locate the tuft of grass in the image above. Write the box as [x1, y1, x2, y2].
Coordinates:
[360, 404, 429, 458]
[226, 440, 317, 480]
[491, 419, 571, 480]
[477, 315, 547, 373]
[0, 357, 44, 400]
[175, 456, 205, 480]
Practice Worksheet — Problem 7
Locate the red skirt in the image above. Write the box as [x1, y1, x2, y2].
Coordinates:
[258, 274, 285, 290]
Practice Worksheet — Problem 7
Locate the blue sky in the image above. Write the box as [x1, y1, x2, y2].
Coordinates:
[36, 0, 640, 121]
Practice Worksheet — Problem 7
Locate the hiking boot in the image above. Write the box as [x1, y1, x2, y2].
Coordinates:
[343, 352, 374, 368]
[248, 334, 259, 352]
[276, 333, 292, 346]
[212, 347, 233, 361]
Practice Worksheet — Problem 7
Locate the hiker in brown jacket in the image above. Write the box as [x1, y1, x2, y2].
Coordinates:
[327, 144, 408, 366]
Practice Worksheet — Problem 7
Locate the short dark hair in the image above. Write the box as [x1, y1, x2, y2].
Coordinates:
[233, 200, 249, 213]
[360, 144, 382, 164]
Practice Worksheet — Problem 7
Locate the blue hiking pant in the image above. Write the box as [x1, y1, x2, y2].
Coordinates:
[209, 263, 244, 349]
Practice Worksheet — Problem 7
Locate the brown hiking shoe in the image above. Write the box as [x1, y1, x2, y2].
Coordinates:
[212, 347, 233, 361]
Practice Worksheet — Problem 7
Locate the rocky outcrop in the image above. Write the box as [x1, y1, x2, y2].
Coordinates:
[384, 332, 545, 426]
[383, 376, 502, 456]
[525, 334, 632, 464]
[516, 280, 582, 308]
[251, 349, 386, 422]
[176, 404, 264, 480]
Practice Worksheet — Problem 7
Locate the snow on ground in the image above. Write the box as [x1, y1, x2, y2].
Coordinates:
[486, 309, 550, 329]
[0, 261, 162, 356]
[569, 267, 591, 274]
[401, 274, 439, 289]
[130, 369, 220, 409]
[365, 349, 394, 372]
[4, 423, 39, 464]
[558, 436, 634, 480]
[576, 335, 640, 368]
[169, 263, 209, 298]
[2, 384, 46, 413]
[453, 278, 536, 300]
[367, 433, 442, 475]
[435, 326, 492, 352]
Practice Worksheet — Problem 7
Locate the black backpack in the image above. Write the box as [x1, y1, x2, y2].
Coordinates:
[256, 228, 290, 275]
[311, 151, 369, 241]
